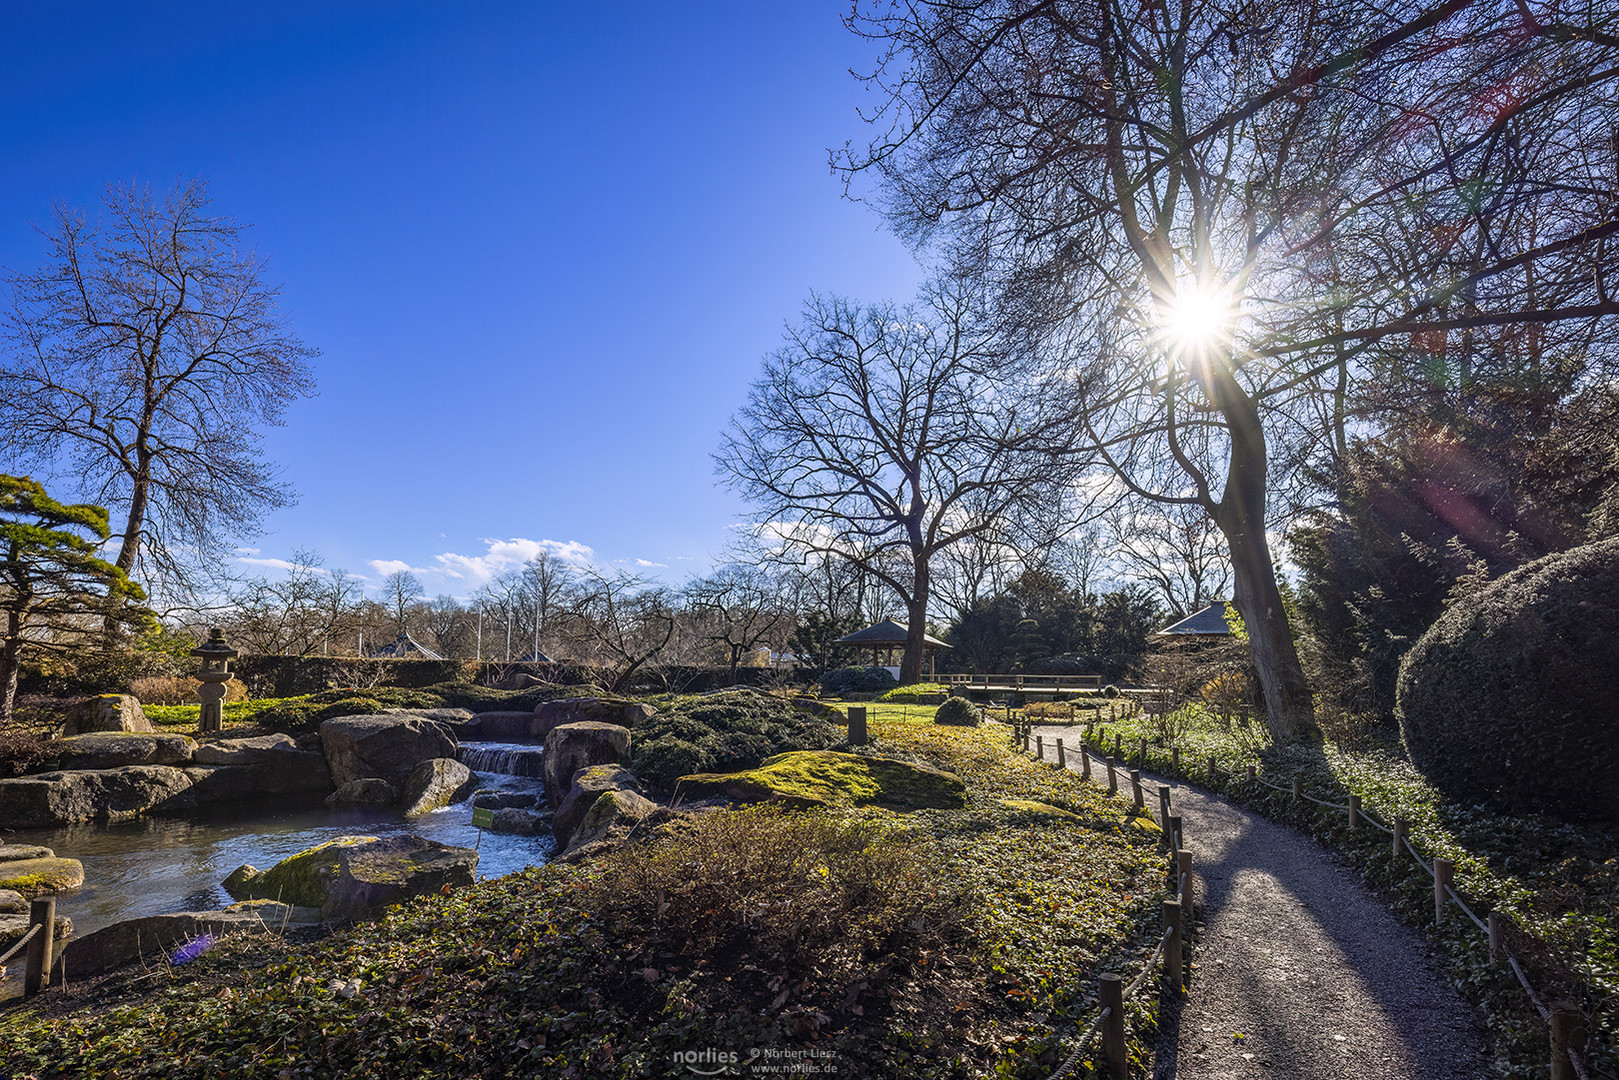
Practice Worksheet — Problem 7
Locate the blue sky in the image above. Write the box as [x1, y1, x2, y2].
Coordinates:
[0, 3, 923, 596]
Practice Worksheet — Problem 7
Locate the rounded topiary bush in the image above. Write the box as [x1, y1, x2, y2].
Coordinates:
[818, 666, 899, 697]
[933, 697, 983, 726]
[1396, 537, 1619, 821]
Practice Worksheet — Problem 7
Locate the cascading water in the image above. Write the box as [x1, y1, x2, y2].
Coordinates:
[458, 742, 546, 778]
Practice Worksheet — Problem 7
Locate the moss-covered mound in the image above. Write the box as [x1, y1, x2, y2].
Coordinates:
[630, 689, 842, 792]
[223, 836, 378, 908]
[674, 749, 967, 810]
[1397, 536, 1619, 820]
[818, 666, 898, 696]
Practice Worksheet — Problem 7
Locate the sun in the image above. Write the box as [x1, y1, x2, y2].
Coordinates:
[1160, 281, 1235, 355]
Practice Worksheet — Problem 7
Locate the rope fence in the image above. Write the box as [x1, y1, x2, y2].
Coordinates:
[0, 922, 41, 968]
[1013, 728, 1195, 1080]
[1023, 718, 1605, 1080]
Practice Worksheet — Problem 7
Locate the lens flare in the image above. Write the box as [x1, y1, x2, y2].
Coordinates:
[1161, 282, 1234, 355]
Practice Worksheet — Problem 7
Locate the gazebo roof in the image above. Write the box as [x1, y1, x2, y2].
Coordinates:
[372, 632, 447, 660]
[835, 618, 953, 650]
[514, 650, 555, 663]
[1156, 601, 1235, 636]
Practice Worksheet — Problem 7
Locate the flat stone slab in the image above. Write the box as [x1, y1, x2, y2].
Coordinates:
[0, 845, 53, 863]
[0, 857, 86, 898]
[56, 732, 195, 769]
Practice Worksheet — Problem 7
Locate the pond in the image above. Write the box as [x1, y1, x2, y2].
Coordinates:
[3, 741, 553, 940]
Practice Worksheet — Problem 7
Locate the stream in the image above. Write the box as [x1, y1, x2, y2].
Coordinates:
[2, 741, 553, 940]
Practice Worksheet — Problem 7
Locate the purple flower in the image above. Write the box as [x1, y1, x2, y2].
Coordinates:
[170, 933, 217, 965]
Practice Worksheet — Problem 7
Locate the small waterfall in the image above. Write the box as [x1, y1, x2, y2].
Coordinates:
[458, 744, 546, 778]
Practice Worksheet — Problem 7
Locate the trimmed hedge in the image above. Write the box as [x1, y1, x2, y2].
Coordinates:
[1397, 537, 1619, 821]
[818, 666, 898, 696]
[934, 697, 984, 726]
[631, 690, 843, 793]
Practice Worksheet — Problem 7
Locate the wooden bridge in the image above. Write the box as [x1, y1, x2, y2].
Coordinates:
[940, 672, 1103, 697]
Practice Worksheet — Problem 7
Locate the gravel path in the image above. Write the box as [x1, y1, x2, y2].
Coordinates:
[1030, 727, 1493, 1080]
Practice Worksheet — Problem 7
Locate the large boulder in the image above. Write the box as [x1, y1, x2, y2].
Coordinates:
[320, 835, 478, 923]
[565, 788, 657, 852]
[320, 714, 457, 790]
[399, 758, 477, 816]
[471, 790, 536, 811]
[56, 732, 196, 769]
[326, 778, 396, 807]
[224, 836, 379, 907]
[192, 733, 332, 795]
[551, 765, 645, 849]
[59, 694, 152, 736]
[1398, 536, 1619, 820]
[489, 807, 546, 835]
[62, 906, 294, 977]
[0, 888, 28, 913]
[532, 697, 656, 740]
[0, 765, 196, 827]
[542, 722, 632, 808]
[0, 855, 86, 898]
[673, 750, 967, 811]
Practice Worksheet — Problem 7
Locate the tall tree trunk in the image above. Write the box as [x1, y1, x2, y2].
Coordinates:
[1208, 370, 1318, 743]
[0, 610, 22, 726]
[901, 558, 930, 684]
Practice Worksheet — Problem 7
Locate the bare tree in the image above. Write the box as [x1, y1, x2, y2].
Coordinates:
[718, 282, 1085, 683]
[564, 568, 676, 692]
[1, 179, 318, 603]
[224, 549, 360, 656]
[686, 564, 793, 682]
[380, 570, 424, 637]
[840, 0, 1619, 738]
[1108, 504, 1232, 619]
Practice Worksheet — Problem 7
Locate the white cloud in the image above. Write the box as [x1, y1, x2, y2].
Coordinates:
[238, 556, 327, 575]
[635, 558, 668, 568]
[235, 546, 262, 555]
[364, 538, 596, 594]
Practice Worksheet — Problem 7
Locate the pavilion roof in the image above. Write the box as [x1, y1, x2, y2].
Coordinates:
[834, 618, 953, 649]
[371, 632, 447, 660]
[1156, 601, 1235, 636]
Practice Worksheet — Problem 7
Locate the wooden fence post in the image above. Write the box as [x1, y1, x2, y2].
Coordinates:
[1137, 738, 1147, 767]
[1488, 911, 1506, 966]
[1549, 1003, 1587, 1080]
[848, 706, 867, 747]
[1129, 769, 1144, 811]
[1177, 849, 1194, 913]
[1100, 972, 1128, 1080]
[1291, 778, 1302, 800]
[1163, 899, 1184, 992]
[1393, 817, 1408, 861]
[1036, 734, 1045, 760]
[1167, 815, 1183, 853]
[1171, 746, 1181, 772]
[1112, 733, 1122, 759]
[1245, 764, 1256, 782]
[1081, 745, 1092, 781]
[24, 896, 54, 998]
[1056, 738, 1066, 769]
[1157, 785, 1172, 828]
[1348, 795, 1361, 830]
[1433, 858, 1454, 925]
[1106, 757, 1118, 796]
[1207, 755, 1218, 783]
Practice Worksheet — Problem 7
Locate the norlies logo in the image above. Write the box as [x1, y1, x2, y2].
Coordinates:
[672, 1048, 741, 1076]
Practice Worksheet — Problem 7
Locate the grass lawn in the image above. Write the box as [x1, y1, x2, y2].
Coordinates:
[1067, 704, 1617, 1078]
[2, 712, 1169, 1079]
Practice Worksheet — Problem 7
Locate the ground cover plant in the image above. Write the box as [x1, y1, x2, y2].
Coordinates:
[1066, 703, 1618, 1077]
[1, 713, 1169, 1079]
[140, 681, 556, 734]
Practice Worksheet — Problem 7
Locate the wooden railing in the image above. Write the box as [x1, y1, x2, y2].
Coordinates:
[940, 672, 1103, 692]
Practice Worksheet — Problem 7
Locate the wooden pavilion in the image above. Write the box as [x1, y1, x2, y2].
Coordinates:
[834, 618, 953, 678]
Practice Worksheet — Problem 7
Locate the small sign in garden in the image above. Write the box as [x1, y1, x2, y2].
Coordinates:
[471, 807, 494, 830]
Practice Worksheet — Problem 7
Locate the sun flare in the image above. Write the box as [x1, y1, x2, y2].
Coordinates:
[1161, 282, 1234, 355]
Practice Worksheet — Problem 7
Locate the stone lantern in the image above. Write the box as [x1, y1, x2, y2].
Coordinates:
[192, 628, 239, 735]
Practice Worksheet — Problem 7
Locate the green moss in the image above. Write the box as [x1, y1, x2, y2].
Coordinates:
[1000, 798, 1080, 820]
[0, 857, 85, 898]
[224, 836, 377, 907]
[676, 749, 967, 810]
[876, 683, 950, 703]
